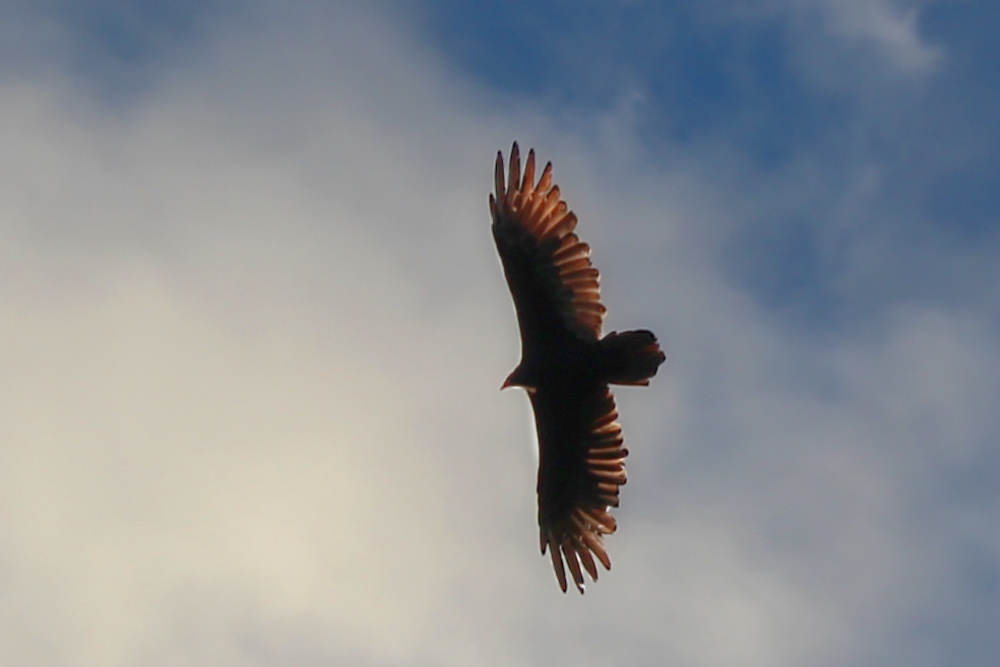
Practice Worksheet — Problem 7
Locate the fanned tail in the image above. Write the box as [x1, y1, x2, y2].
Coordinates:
[600, 330, 665, 386]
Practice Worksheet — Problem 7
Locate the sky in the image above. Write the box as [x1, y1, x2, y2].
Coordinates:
[1, 1, 998, 665]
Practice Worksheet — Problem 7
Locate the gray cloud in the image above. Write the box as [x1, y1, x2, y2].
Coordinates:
[0, 2, 997, 666]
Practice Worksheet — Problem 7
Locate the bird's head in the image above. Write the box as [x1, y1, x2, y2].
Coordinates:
[501, 365, 536, 393]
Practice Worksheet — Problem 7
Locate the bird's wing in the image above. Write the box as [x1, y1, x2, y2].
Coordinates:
[530, 385, 627, 593]
[490, 143, 605, 345]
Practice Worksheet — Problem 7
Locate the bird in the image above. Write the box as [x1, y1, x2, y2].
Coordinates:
[490, 142, 665, 593]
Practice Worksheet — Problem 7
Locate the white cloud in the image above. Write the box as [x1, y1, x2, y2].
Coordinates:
[724, 0, 942, 88]
[815, 0, 942, 73]
[0, 2, 995, 666]
[0, 12, 527, 663]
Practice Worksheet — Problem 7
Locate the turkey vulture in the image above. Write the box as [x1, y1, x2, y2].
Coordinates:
[490, 143, 665, 593]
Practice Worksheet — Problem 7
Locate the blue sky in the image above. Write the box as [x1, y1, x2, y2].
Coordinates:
[1, 1, 998, 666]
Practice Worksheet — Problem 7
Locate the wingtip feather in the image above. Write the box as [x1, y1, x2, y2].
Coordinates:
[523, 149, 536, 193]
[509, 142, 521, 194]
[563, 542, 586, 594]
[576, 541, 599, 582]
[537, 161, 553, 191]
[494, 151, 506, 202]
[549, 539, 569, 593]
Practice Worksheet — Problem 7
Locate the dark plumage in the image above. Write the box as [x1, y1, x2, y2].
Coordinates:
[490, 143, 665, 593]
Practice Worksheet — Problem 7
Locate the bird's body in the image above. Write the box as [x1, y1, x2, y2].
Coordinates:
[490, 143, 665, 593]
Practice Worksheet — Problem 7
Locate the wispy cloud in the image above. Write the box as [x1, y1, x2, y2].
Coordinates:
[813, 0, 941, 73]
[748, 0, 942, 78]
[0, 2, 997, 666]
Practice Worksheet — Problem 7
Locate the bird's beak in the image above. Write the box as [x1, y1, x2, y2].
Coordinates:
[502, 372, 537, 394]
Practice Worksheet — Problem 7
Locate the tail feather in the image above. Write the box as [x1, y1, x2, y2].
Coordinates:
[600, 330, 665, 386]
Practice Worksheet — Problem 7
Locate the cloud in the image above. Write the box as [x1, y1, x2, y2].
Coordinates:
[0, 7, 529, 665]
[718, 0, 942, 94]
[813, 0, 942, 73]
[0, 2, 997, 667]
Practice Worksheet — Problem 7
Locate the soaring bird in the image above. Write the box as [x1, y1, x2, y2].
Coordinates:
[490, 143, 665, 593]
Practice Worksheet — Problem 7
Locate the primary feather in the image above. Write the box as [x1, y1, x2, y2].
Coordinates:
[491, 143, 665, 593]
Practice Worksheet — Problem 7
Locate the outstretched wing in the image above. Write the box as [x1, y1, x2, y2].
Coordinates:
[490, 143, 606, 346]
[531, 385, 627, 593]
